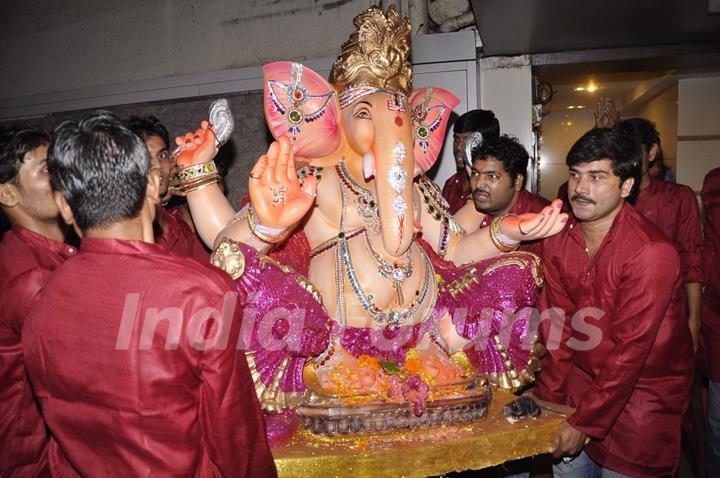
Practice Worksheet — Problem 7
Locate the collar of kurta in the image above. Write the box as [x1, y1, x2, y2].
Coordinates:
[12, 224, 76, 258]
[565, 201, 632, 252]
[80, 237, 166, 256]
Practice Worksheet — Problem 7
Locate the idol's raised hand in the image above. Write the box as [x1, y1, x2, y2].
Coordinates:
[249, 135, 317, 229]
[504, 199, 569, 242]
[173, 121, 218, 167]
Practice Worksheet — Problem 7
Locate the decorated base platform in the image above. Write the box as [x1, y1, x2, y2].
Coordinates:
[272, 390, 569, 477]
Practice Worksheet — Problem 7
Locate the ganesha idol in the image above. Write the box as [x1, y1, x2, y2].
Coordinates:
[173, 6, 567, 440]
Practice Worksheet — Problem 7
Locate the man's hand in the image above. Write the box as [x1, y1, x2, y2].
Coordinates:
[689, 314, 701, 353]
[594, 98, 620, 128]
[549, 420, 587, 459]
[686, 282, 702, 353]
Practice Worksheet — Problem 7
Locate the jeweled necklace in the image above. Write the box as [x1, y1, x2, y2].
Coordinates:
[340, 237, 430, 329]
[362, 230, 413, 305]
[336, 160, 380, 233]
[337, 180, 432, 329]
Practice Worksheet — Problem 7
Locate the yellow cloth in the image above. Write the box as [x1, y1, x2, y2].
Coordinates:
[272, 389, 565, 477]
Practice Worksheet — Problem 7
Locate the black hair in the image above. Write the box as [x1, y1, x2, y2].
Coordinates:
[453, 109, 500, 141]
[49, 111, 150, 230]
[615, 117, 660, 150]
[0, 126, 51, 238]
[472, 135, 529, 185]
[566, 128, 642, 200]
[124, 115, 170, 149]
[0, 126, 51, 185]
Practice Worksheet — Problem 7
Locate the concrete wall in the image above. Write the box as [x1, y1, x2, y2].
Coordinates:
[0, 0, 377, 99]
[638, 84, 678, 175]
[1, 1, 482, 209]
[677, 76, 720, 193]
[2, 92, 267, 210]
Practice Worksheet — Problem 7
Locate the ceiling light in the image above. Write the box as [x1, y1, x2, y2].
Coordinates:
[576, 105, 586, 109]
[567, 105, 575, 109]
[574, 87, 585, 91]
[586, 84, 598, 92]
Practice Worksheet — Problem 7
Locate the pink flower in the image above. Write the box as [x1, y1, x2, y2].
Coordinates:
[402, 374, 429, 416]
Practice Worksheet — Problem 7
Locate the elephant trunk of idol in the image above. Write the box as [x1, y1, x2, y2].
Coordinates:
[372, 124, 414, 258]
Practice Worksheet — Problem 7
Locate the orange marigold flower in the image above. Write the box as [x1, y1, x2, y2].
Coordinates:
[404, 357, 422, 374]
[358, 354, 381, 372]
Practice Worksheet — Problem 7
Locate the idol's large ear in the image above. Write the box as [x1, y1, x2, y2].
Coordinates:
[263, 62, 341, 159]
[409, 87, 460, 174]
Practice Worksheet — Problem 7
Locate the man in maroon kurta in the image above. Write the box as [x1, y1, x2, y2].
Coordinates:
[535, 128, 693, 477]
[617, 118, 704, 350]
[126, 116, 209, 263]
[157, 206, 209, 262]
[454, 135, 549, 252]
[442, 109, 500, 214]
[23, 112, 276, 477]
[0, 127, 74, 478]
[701, 167, 720, 476]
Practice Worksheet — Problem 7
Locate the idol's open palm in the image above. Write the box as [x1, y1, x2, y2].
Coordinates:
[248, 135, 317, 229]
[504, 199, 569, 242]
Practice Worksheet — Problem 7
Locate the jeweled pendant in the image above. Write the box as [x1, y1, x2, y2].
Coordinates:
[288, 109, 303, 124]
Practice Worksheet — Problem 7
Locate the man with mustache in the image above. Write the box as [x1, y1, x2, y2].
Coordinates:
[125, 116, 209, 263]
[534, 128, 693, 478]
[454, 135, 549, 251]
[442, 109, 501, 214]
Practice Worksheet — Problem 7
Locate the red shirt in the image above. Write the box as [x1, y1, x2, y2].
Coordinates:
[0, 226, 76, 478]
[535, 204, 693, 478]
[442, 171, 470, 215]
[22, 238, 276, 477]
[634, 178, 704, 285]
[156, 207, 209, 263]
[701, 168, 720, 380]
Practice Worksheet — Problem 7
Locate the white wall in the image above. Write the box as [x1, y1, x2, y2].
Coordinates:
[677, 76, 720, 192]
[537, 108, 595, 201]
[479, 56, 533, 150]
[478, 55, 534, 190]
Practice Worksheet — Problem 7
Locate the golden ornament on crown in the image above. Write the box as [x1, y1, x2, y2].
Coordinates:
[329, 5, 413, 101]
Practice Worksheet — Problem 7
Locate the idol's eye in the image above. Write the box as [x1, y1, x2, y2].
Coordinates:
[353, 108, 371, 120]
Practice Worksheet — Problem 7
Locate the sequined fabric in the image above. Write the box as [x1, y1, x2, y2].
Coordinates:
[337, 319, 434, 364]
[228, 240, 331, 393]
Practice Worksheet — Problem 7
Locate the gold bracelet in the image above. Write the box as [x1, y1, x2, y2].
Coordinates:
[490, 215, 519, 253]
[180, 173, 220, 193]
[177, 161, 218, 182]
[246, 205, 291, 244]
[183, 177, 220, 194]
